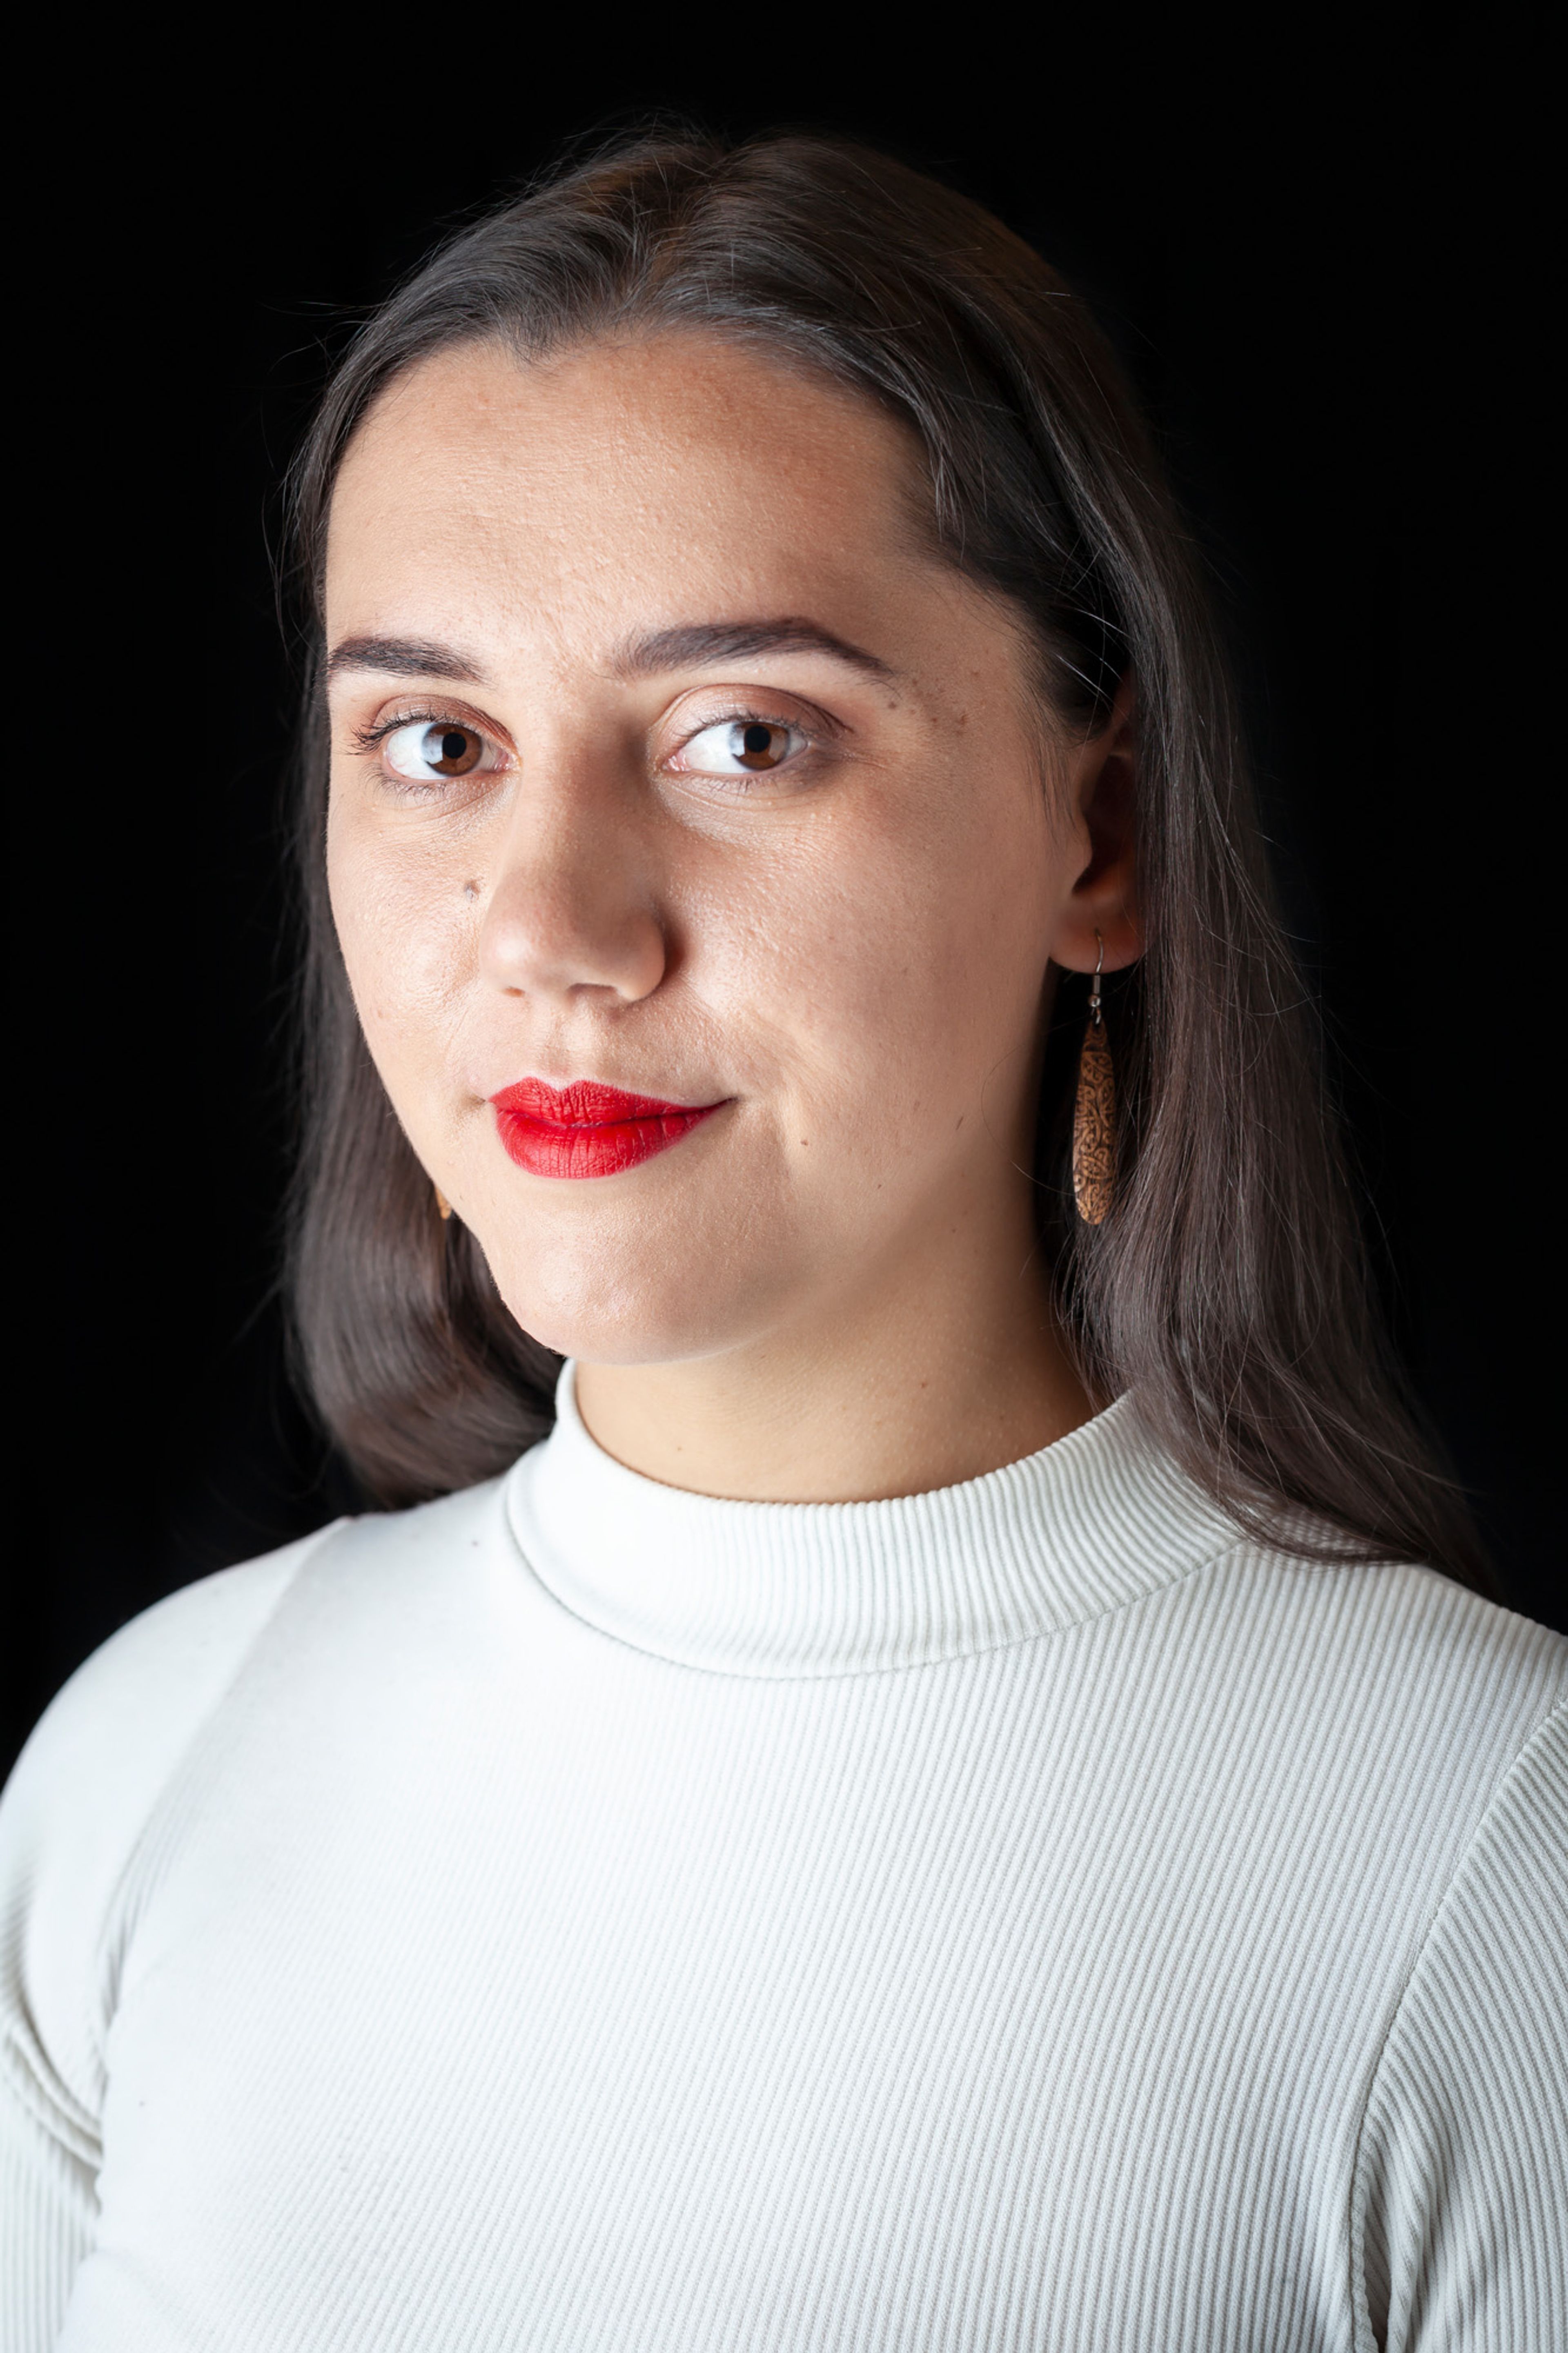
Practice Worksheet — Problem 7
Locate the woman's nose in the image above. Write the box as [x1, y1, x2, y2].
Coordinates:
[476, 769, 667, 1007]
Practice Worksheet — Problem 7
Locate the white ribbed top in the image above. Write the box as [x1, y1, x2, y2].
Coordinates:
[522, 1380, 1238, 1672]
[2, 1367, 1564, 2351]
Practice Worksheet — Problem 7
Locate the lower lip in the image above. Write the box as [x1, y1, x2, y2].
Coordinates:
[491, 1099, 723, 1180]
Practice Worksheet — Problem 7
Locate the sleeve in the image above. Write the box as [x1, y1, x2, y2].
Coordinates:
[0, 1531, 336, 2351]
[1354, 1697, 1568, 2352]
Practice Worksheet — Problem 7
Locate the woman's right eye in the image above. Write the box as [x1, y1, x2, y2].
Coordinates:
[381, 720, 500, 783]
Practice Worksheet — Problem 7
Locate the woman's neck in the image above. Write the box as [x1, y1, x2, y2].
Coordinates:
[573, 1221, 1092, 1504]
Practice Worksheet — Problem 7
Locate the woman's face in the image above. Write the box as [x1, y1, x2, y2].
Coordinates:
[325, 335, 1129, 1371]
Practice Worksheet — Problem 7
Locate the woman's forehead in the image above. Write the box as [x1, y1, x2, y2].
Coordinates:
[333, 335, 916, 535]
[323, 336, 958, 671]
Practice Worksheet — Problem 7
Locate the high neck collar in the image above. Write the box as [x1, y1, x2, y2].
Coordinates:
[503, 1364, 1238, 1679]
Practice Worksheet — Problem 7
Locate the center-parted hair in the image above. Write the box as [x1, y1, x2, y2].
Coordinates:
[284, 127, 1486, 1588]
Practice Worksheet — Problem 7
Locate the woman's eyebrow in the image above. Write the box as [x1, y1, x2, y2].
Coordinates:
[612, 619, 897, 680]
[326, 635, 487, 683]
[324, 620, 897, 687]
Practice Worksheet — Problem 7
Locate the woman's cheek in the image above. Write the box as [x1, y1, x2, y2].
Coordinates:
[771, 832, 979, 1094]
[330, 837, 469, 1097]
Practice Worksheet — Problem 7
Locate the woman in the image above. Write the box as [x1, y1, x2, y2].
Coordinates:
[2, 132, 1563, 2352]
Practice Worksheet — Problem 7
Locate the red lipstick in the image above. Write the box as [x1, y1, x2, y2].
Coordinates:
[489, 1078, 726, 1180]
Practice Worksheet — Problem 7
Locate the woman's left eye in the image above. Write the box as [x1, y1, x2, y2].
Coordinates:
[676, 718, 808, 776]
[381, 719, 501, 783]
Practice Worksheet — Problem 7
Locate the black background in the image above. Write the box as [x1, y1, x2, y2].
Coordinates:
[11, 17, 1557, 1779]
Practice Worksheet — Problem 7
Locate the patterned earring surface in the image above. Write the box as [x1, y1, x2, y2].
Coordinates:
[1071, 933, 1116, 1225]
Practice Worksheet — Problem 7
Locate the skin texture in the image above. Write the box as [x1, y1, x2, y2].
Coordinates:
[324, 335, 1140, 1500]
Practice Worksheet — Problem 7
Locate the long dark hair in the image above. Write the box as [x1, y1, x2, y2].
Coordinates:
[283, 127, 1487, 1588]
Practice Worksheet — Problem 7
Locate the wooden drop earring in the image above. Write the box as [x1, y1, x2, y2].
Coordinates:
[1071, 932, 1116, 1226]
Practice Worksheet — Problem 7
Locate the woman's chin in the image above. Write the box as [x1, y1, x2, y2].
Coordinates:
[495, 1264, 784, 1373]
[481, 1188, 808, 1372]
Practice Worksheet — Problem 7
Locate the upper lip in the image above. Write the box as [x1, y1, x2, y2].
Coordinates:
[489, 1078, 726, 1126]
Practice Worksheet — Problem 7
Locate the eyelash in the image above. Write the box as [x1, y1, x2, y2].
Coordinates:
[350, 708, 470, 754]
[686, 705, 794, 738]
[347, 703, 829, 777]
[676, 707, 813, 767]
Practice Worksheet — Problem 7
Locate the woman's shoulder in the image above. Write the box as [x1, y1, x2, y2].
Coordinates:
[1178, 1532, 1568, 1840]
[2, 1526, 338, 1861]
[1210, 1507, 1566, 1667]
[0, 1480, 517, 2117]
[1234, 1540, 1568, 1719]
[0, 1526, 338, 2125]
[1, 1472, 519, 1867]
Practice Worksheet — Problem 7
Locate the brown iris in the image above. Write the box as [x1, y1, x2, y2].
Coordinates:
[423, 723, 483, 776]
[734, 721, 788, 770]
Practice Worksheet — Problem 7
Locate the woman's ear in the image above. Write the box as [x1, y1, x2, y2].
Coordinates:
[1052, 671, 1142, 973]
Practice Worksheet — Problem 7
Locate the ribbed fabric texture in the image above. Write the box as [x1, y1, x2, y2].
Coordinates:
[2, 1368, 1564, 2352]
